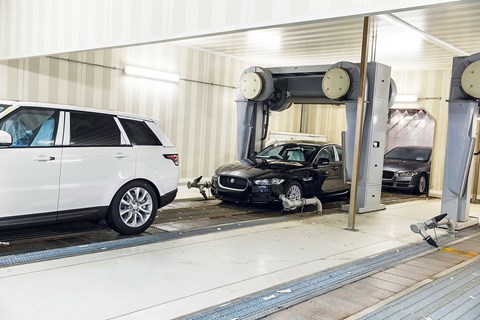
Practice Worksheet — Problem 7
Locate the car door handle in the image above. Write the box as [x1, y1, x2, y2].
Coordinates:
[332, 166, 339, 170]
[33, 155, 55, 162]
[113, 153, 129, 159]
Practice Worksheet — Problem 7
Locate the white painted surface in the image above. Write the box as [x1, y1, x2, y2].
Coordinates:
[0, 199, 475, 319]
[0, 0, 461, 60]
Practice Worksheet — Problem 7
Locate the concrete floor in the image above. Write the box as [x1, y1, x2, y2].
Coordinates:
[0, 198, 478, 320]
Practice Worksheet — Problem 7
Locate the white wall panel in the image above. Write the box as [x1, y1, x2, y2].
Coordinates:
[0, 0, 460, 60]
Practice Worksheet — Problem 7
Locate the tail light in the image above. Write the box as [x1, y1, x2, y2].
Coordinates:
[164, 154, 179, 166]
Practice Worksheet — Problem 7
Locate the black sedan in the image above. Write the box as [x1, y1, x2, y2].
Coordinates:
[211, 142, 349, 204]
[382, 146, 432, 194]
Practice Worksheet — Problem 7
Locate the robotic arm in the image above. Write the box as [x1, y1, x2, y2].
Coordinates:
[410, 213, 455, 248]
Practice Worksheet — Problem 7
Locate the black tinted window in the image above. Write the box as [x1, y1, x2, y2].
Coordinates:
[70, 112, 120, 146]
[318, 146, 335, 162]
[120, 119, 160, 146]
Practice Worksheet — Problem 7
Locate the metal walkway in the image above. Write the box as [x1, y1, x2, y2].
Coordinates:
[182, 228, 480, 320]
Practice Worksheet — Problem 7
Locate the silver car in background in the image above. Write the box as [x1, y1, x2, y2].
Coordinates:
[382, 146, 432, 194]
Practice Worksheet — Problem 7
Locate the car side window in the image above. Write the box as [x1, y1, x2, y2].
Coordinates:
[119, 118, 161, 146]
[0, 108, 58, 147]
[335, 146, 343, 161]
[70, 112, 120, 146]
[318, 146, 335, 162]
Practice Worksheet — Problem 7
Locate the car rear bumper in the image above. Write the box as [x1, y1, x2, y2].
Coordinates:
[160, 188, 178, 207]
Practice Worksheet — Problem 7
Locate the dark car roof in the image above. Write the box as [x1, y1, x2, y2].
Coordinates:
[389, 145, 432, 150]
[270, 140, 331, 147]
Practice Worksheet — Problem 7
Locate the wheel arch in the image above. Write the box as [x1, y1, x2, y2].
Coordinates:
[109, 178, 161, 208]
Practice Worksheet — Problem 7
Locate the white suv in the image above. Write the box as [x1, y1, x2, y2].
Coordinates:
[0, 101, 179, 235]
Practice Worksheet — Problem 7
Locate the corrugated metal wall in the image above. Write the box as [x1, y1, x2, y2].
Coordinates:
[0, 43, 251, 180]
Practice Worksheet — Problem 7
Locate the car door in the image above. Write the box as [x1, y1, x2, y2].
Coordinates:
[0, 107, 63, 217]
[58, 111, 136, 214]
[312, 145, 344, 193]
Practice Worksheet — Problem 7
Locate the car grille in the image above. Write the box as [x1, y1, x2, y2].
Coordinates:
[383, 171, 394, 179]
[219, 175, 248, 190]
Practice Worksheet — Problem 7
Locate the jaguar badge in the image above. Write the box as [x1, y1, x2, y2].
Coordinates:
[230, 178, 235, 184]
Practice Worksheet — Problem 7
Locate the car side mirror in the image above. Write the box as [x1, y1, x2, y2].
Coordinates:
[0, 130, 12, 147]
[317, 157, 330, 165]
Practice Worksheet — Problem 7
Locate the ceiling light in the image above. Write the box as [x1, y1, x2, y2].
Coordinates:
[395, 95, 418, 102]
[124, 66, 180, 82]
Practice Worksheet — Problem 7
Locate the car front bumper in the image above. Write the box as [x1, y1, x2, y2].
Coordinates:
[211, 176, 283, 203]
[382, 175, 418, 190]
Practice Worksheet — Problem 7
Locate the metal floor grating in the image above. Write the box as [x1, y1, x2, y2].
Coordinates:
[359, 253, 480, 319]
[182, 228, 479, 320]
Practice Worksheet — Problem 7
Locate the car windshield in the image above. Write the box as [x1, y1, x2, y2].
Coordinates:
[385, 147, 431, 162]
[255, 144, 319, 162]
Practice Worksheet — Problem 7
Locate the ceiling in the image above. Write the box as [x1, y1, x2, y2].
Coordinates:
[174, 1, 480, 70]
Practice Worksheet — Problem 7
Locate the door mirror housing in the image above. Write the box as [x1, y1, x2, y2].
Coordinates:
[0, 130, 12, 147]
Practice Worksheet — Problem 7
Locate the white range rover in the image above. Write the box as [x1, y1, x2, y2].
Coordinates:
[0, 101, 179, 235]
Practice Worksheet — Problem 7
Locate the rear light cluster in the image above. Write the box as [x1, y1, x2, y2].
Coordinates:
[164, 154, 179, 166]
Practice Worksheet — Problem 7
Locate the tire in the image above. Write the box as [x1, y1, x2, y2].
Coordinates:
[414, 174, 428, 195]
[106, 181, 158, 235]
[284, 181, 303, 201]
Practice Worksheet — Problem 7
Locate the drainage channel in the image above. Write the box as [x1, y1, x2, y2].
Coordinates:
[182, 227, 480, 320]
[0, 208, 317, 267]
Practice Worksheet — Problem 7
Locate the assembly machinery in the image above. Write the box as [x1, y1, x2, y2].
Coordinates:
[235, 62, 396, 213]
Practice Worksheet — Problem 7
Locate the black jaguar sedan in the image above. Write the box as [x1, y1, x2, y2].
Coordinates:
[211, 142, 349, 204]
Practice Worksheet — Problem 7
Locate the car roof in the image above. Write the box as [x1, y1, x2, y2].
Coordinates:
[273, 140, 330, 147]
[0, 99, 154, 122]
[390, 145, 432, 150]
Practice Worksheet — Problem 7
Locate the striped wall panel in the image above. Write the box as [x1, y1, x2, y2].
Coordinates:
[0, 43, 251, 180]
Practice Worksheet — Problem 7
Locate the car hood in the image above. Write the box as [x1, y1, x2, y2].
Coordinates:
[383, 158, 428, 172]
[216, 158, 304, 179]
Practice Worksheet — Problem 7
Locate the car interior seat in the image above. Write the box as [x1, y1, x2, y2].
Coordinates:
[287, 149, 305, 161]
[31, 117, 55, 146]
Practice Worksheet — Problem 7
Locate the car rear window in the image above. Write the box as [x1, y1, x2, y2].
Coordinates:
[70, 112, 121, 146]
[119, 119, 161, 146]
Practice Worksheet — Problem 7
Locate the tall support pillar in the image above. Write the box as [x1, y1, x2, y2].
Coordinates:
[342, 62, 391, 213]
[441, 101, 478, 226]
[236, 99, 265, 160]
[440, 52, 480, 229]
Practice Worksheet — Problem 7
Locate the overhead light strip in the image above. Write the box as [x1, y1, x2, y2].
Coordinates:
[124, 66, 180, 82]
[379, 13, 470, 57]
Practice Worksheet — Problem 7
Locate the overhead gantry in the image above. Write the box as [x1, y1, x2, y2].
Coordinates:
[235, 61, 396, 213]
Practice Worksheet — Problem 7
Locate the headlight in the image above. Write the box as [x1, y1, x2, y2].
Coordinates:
[397, 171, 417, 177]
[254, 178, 285, 185]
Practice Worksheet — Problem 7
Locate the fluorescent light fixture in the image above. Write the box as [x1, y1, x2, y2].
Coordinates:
[396, 95, 418, 103]
[124, 66, 179, 82]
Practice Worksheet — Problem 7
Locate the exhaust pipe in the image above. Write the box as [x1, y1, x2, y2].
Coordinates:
[279, 194, 323, 214]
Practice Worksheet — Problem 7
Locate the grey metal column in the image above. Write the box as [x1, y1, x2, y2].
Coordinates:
[441, 52, 480, 228]
[342, 62, 391, 213]
[441, 101, 477, 223]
